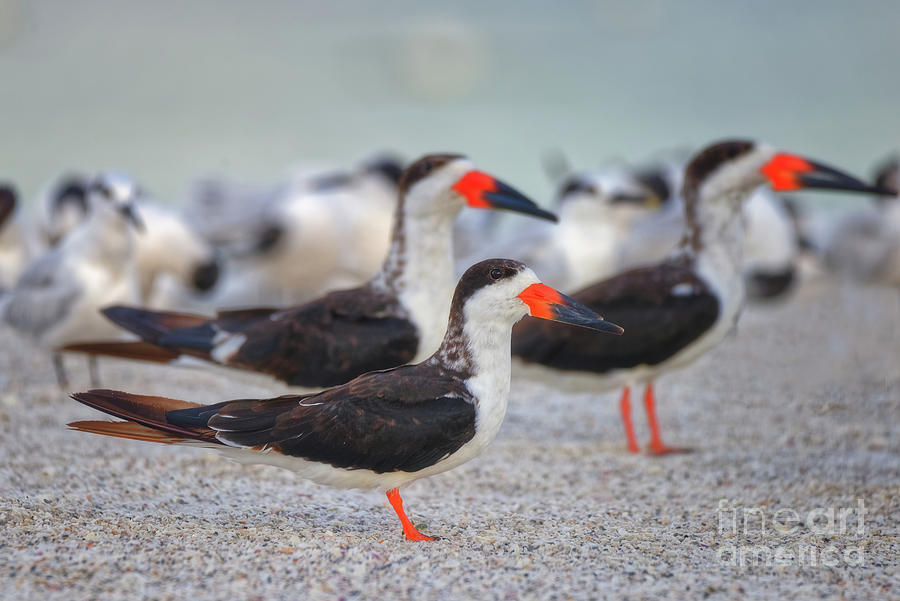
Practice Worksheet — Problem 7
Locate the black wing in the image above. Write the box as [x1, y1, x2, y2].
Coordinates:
[170, 365, 477, 474]
[223, 286, 420, 387]
[512, 259, 720, 372]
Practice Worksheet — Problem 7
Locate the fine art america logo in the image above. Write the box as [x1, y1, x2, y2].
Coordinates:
[715, 499, 867, 568]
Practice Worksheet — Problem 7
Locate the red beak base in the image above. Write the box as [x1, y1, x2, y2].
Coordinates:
[760, 153, 814, 192]
[452, 171, 557, 221]
[517, 283, 624, 334]
[761, 153, 892, 196]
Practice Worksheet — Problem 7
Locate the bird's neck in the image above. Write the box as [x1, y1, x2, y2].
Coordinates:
[430, 310, 513, 447]
[374, 206, 457, 360]
[676, 185, 747, 304]
[428, 310, 513, 452]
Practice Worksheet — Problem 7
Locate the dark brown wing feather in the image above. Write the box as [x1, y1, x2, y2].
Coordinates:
[512, 257, 720, 372]
[98, 285, 420, 387]
[167, 364, 477, 474]
[223, 286, 419, 387]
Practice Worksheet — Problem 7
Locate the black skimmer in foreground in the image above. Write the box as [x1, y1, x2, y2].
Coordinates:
[69, 259, 623, 541]
[2, 172, 144, 387]
[67, 154, 557, 387]
[512, 139, 891, 454]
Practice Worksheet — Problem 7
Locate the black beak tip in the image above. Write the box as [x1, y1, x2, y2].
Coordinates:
[539, 209, 559, 223]
[552, 301, 624, 335]
[487, 181, 558, 222]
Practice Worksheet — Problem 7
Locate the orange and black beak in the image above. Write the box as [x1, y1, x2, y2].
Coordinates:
[453, 171, 557, 222]
[761, 154, 894, 195]
[517, 283, 624, 334]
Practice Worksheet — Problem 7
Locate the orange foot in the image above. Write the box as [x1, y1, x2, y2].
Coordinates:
[647, 441, 693, 456]
[402, 528, 440, 542]
[386, 488, 442, 542]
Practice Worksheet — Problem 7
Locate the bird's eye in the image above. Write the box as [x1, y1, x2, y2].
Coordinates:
[490, 268, 502, 280]
[421, 160, 433, 174]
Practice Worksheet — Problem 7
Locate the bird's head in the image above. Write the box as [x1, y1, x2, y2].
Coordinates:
[556, 170, 662, 223]
[686, 139, 892, 205]
[451, 258, 624, 334]
[360, 153, 405, 188]
[88, 172, 145, 232]
[398, 154, 557, 222]
[43, 175, 90, 245]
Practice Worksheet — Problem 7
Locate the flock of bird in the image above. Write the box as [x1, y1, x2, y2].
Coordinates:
[1, 139, 897, 541]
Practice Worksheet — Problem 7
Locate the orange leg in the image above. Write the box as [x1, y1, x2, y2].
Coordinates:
[619, 386, 640, 454]
[386, 488, 436, 541]
[643, 382, 687, 455]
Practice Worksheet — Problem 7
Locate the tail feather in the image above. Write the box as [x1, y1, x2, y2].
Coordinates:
[68, 420, 186, 444]
[61, 341, 180, 363]
[102, 306, 210, 345]
[70, 389, 221, 445]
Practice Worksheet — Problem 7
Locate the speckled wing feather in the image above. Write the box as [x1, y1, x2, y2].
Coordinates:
[512, 256, 720, 372]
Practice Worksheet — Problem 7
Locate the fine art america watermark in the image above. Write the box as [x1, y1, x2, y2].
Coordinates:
[714, 499, 867, 568]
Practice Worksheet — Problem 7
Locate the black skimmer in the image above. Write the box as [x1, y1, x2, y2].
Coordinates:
[823, 155, 900, 287]
[67, 154, 557, 387]
[2, 172, 144, 387]
[0, 184, 32, 293]
[512, 139, 891, 454]
[69, 258, 623, 541]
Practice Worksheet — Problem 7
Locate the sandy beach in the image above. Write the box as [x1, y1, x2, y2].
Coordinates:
[1, 277, 898, 600]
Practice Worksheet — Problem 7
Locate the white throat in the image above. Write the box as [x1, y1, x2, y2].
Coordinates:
[376, 206, 458, 361]
[440, 297, 523, 467]
[678, 180, 755, 332]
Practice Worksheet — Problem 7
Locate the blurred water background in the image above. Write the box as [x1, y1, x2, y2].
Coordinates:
[1, 0, 898, 206]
